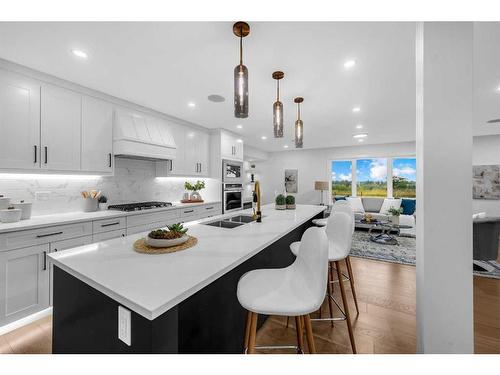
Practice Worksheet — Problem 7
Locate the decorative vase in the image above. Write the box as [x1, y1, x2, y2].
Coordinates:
[98, 203, 109, 211]
[182, 191, 190, 201]
[286, 204, 296, 210]
[275, 204, 286, 210]
[390, 215, 400, 225]
[190, 191, 202, 201]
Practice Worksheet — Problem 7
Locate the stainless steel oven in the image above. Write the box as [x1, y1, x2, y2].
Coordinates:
[223, 183, 243, 213]
[222, 159, 243, 183]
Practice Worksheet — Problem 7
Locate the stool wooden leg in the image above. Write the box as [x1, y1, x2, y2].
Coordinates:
[303, 314, 316, 354]
[247, 312, 258, 354]
[286, 316, 290, 328]
[294, 316, 304, 353]
[327, 262, 335, 327]
[243, 310, 252, 352]
[346, 256, 359, 314]
[335, 261, 357, 354]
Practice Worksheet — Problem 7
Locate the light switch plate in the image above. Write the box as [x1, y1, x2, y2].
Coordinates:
[118, 306, 131, 346]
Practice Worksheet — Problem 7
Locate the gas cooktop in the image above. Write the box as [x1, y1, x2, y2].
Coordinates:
[107, 201, 173, 212]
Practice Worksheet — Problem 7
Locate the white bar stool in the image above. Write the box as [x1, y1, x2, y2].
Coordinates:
[237, 227, 329, 354]
[290, 211, 357, 353]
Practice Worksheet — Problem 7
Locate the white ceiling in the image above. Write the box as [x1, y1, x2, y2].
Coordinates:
[0, 22, 498, 152]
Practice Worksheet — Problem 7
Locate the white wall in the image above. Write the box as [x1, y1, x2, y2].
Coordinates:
[255, 141, 415, 205]
[0, 158, 220, 216]
[473, 135, 500, 216]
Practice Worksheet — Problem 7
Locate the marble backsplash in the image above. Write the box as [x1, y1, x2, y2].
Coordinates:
[0, 158, 221, 216]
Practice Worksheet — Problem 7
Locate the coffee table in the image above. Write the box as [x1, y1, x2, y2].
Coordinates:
[356, 220, 413, 245]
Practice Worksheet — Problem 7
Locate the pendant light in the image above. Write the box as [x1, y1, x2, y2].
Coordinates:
[272, 71, 284, 138]
[294, 97, 304, 148]
[233, 22, 250, 118]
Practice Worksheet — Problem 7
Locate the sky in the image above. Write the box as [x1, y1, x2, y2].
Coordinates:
[332, 158, 416, 182]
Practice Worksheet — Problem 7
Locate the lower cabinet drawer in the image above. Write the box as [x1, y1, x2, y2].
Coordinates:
[126, 209, 179, 228]
[92, 217, 126, 234]
[92, 229, 126, 242]
[202, 203, 222, 217]
[126, 220, 177, 236]
[0, 221, 93, 252]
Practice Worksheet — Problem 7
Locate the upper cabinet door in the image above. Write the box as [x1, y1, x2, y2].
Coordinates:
[81, 96, 113, 173]
[220, 131, 234, 160]
[0, 70, 40, 170]
[168, 122, 185, 175]
[234, 139, 244, 161]
[196, 131, 210, 176]
[41, 85, 81, 171]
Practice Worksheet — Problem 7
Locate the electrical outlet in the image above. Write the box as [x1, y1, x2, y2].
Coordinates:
[35, 191, 51, 201]
[118, 306, 131, 346]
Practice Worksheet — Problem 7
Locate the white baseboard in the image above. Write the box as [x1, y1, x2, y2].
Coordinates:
[0, 307, 53, 336]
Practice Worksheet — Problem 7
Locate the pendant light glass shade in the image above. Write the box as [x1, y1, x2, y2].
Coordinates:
[234, 64, 249, 118]
[294, 97, 304, 148]
[233, 22, 250, 119]
[272, 71, 284, 138]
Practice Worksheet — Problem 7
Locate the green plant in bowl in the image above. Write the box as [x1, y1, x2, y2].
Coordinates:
[275, 194, 286, 210]
[285, 195, 296, 210]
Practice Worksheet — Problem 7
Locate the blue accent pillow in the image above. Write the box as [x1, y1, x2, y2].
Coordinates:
[401, 198, 416, 215]
[334, 196, 346, 201]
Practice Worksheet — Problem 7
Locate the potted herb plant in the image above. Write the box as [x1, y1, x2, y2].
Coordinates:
[387, 207, 403, 225]
[184, 180, 206, 201]
[286, 195, 296, 210]
[275, 194, 286, 210]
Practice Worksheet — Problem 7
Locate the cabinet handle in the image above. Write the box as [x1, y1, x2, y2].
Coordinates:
[109, 153, 112, 168]
[34, 145, 37, 163]
[44, 146, 48, 164]
[169, 160, 173, 172]
[101, 221, 120, 227]
[199, 163, 202, 173]
[184, 210, 194, 213]
[206, 206, 214, 210]
[43, 251, 47, 271]
[36, 231, 63, 238]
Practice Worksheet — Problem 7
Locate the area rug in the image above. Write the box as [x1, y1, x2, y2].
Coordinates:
[350, 230, 500, 279]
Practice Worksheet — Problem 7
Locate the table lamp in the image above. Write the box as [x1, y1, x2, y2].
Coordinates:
[314, 181, 329, 206]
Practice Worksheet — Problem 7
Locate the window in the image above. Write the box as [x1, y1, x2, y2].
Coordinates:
[392, 158, 416, 198]
[356, 158, 387, 197]
[331, 160, 352, 196]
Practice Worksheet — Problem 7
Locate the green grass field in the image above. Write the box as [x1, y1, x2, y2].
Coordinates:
[332, 179, 416, 198]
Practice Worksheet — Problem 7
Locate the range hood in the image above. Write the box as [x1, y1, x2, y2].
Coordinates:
[113, 108, 177, 161]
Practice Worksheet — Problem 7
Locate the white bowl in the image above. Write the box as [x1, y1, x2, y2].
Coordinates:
[0, 197, 10, 210]
[146, 234, 189, 248]
[12, 202, 32, 220]
[0, 208, 22, 223]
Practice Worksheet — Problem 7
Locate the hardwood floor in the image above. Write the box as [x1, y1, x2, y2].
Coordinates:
[0, 257, 498, 354]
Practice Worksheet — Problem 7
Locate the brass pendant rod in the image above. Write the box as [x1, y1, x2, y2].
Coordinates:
[276, 79, 280, 101]
[239, 28, 243, 66]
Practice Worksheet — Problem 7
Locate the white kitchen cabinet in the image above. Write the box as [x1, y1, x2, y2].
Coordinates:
[221, 131, 243, 161]
[92, 229, 126, 242]
[41, 85, 81, 171]
[0, 70, 41, 170]
[185, 129, 209, 176]
[48, 235, 93, 305]
[81, 96, 114, 173]
[0, 244, 50, 326]
[167, 123, 186, 175]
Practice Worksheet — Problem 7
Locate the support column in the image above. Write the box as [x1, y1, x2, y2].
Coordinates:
[416, 22, 474, 353]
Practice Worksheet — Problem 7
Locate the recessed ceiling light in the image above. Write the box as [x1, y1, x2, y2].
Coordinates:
[496, 86, 500, 92]
[188, 102, 196, 108]
[237, 139, 243, 143]
[261, 136, 267, 140]
[358, 139, 364, 143]
[236, 124, 243, 129]
[353, 133, 368, 139]
[283, 145, 289, 148]
[71, 49, 88, 59]
[344, 60, 356, 69]
[352, 107, 361, 113]
[356, 124, 363, 129]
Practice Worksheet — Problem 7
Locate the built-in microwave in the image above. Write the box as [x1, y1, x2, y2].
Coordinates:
[222, 159, 243, 183]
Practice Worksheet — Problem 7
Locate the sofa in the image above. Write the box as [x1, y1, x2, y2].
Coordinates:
[336, 196, 416, 237]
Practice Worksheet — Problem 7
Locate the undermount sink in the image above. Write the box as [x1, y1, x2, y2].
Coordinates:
[202, 214, 259, 229]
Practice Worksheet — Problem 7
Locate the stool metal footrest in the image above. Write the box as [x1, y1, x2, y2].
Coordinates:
[311, 294, 347, 323]
[247, 345, 304, 354]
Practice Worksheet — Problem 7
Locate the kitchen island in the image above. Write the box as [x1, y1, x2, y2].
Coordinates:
[48, 204, 325, 353]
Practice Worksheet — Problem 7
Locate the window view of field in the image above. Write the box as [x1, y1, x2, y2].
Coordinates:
[392, 158, 416, 198]
[331, 160, 352, 196]
[331, 157, 417, 198]
[356, 158, 387, 197]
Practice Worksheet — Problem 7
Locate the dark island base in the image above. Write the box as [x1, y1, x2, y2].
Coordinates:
[52, 213, 321, 354]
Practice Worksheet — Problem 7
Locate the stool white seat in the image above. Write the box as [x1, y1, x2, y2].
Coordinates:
[311, 218, 327, 227]
[237, 226, 329, 354]
[288, 211, 358, 353]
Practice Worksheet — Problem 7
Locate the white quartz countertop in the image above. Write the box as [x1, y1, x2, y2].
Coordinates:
[48, 204, 325, 320]
[0, 201, 221, 234]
